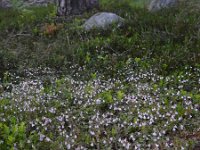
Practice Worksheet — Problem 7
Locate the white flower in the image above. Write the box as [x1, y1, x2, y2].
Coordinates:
[45, 137, 51, 142]
[181, 146, 185, 150]
[39, 134, 45, 141]
[89, 131, 95, 136]
[67, 144, 71, 150]
[96, 99, 101, 105]
[173, 125, 177, 132]
[125, 142, 130, 149]
[130, 134, 135, 141]
[103, 140, 106, 144]
[178, 117, 183, 121]
[27, 140, 31, 143]
[56, 116, 64, 122]
[42, 117, 52, 126]
[152, 132, 157, 136]
[49, 107, 56, 113]
[180, 125, 184, 130]
[155, 144, 159, 148]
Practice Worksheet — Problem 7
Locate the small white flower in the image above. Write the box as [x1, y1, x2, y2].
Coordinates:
[173, 125, 177, 132]
[45, 137, 51, 142]
[130, 134, 135, 141]
[49, 107, 56, 113]
[152, 132, 157, 136]
[155, 144, 159, 148]
[39, 134, 45, 141]
[27, 140, 31, 143]
[180, 125, 184, 130]
[96, 99, 101, 105]
[103, 140, 106, 144]
[125, 142, 130, 149]
[181, 146, 185, 150]
[178, 117, 183, 121]
[90, 131, 95, 136]
[67, 144, 71, 150]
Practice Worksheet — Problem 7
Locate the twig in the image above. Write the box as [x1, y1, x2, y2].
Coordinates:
[15, 33, 31, 37]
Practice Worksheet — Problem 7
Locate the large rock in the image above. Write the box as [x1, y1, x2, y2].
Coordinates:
[148, 0, 178, 11]
[0, 0, 12, 8]
[83, 12, 124, 31]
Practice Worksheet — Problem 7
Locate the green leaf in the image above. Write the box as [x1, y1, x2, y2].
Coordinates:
[91, 73, 97, 79]
[3, 125, 10, 135]
[10, 117, 16, 125]
[18, 122, 25, 134]
[12, 125, 18, 135]
[133, 117, 138, 124]
[7, 135, 15, 145]
[117, 90, 124, 100]
[85, 134, 91, 144]
[111, 127, 117, 136]
[176, 103, 185, 116]
[153, 84, 158, 91]
[85, 53, 91, 63]
[101, 91, 113, 104]
[134, 57, 141, 63]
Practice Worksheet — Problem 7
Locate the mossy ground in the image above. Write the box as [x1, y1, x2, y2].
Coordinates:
[0, 0, 199, 149]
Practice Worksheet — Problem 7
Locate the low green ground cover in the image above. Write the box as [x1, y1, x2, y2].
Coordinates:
[0, 0, 199, 149]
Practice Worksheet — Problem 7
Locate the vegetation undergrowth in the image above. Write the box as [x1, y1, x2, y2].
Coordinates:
[0, 0, 199, 149]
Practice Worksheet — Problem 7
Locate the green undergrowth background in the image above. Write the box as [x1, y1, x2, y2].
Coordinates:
[0, 0, 199, 77]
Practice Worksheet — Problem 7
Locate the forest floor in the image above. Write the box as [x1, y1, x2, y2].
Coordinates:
[0, 0, 200, 149]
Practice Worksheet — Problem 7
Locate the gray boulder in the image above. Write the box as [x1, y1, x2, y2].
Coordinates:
[83, 12, 124, 31]
[0, 0, 12, 8]
[148, 0, 178, 11]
